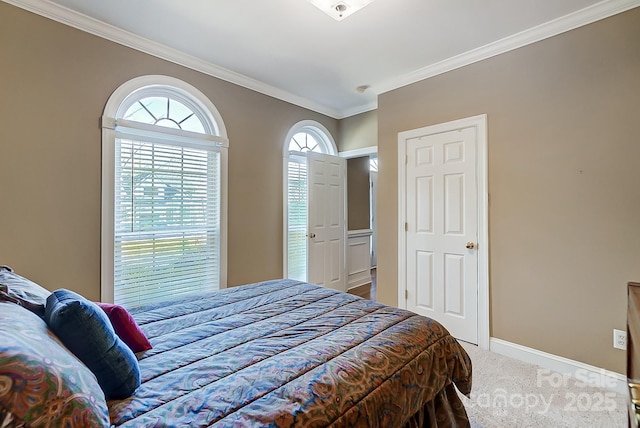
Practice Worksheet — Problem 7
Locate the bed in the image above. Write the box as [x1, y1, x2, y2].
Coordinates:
[0, 268, 472, 427]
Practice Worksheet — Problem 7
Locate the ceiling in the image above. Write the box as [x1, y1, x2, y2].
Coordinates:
[8, 0, 637, 118]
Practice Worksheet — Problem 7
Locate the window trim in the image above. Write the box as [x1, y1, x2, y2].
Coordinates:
[101, 75, 228, 303]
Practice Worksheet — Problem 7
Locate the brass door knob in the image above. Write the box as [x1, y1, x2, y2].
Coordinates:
[308, 233, 316, 239]
[466, 242, 476, 250]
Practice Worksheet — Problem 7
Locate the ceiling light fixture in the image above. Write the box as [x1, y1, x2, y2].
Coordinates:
[307, 0, 376, 21]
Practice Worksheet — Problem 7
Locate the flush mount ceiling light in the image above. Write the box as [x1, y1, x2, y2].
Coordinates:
[307, 0, 376, 21]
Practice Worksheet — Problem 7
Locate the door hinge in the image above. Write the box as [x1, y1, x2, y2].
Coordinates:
[405, 289, 408, 299]
[405, 222, 408, 232]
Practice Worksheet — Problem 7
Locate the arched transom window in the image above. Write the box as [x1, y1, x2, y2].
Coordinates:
[102, 76, 228, 308]
[289, 132, 322, 153]
[287, 125, 336, 155]
[120, 94, 209, 133]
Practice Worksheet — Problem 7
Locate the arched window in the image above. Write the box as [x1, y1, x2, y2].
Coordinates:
[286, 124, 337, 155]
[283, 121, 337, 281]
[101, 76, 228, 308]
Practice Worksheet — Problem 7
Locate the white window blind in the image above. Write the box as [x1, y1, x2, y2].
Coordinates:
[114, 136, 220, 308]
[287, 156, 307, 281]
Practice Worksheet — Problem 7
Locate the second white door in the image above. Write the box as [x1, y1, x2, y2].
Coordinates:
[307, 152, 346, 291]
[401, 124, 479, 344]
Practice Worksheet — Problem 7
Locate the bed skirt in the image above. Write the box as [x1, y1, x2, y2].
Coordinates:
[403, 383, 470, 428]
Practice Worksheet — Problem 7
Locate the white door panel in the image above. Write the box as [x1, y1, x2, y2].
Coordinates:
[308, 152, 346, 291]
[404, 127, 478, 344]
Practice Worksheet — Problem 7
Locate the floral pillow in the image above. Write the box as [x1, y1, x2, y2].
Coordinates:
[0, 303, 110, 427]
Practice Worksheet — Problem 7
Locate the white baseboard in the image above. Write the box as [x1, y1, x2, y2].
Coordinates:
[490, 338, 628, 395]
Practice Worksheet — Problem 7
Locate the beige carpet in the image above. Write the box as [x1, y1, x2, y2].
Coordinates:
[458, 342, 628, 427]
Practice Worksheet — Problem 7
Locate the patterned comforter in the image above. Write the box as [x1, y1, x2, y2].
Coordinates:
[109, 279, 472, 427]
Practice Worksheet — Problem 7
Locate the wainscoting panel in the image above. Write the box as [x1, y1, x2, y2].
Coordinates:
[347, 229, 372, 291]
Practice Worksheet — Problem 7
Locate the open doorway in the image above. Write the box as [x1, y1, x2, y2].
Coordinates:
[340, 146, 377, 300]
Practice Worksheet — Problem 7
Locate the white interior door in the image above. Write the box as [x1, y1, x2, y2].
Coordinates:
[307, 152, 346, 291]
[402, 125, 479, 344]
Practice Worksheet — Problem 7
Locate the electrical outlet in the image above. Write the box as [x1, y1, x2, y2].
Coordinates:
[613, 329, 627, 350]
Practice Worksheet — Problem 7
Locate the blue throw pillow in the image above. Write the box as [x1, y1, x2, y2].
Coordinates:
[44, 289, 141, 399]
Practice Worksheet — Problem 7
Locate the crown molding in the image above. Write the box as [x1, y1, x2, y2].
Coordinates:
[372, 0, 640, 95]
[4, 0, 638, 118]
[336, 101, 378, 119]
[2, 0, 342, 119]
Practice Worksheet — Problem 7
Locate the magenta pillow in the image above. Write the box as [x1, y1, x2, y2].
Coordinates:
[96, 302, 152, 353]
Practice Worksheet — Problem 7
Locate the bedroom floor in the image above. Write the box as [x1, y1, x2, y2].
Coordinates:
[347, 268, 377, 301]
[458, 342, 627, 427]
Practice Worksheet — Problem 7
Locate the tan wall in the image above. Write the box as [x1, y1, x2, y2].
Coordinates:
[377, 8, 640, 373]
[338, 110, 378, 152]
[340, 109, 377, 240]
[0, 3, 337, 301]
[347, 157, 370, 230]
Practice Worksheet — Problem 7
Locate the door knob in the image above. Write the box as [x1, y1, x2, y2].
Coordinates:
[308, 233, 316, 239]
[465, 242, 476, 250]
